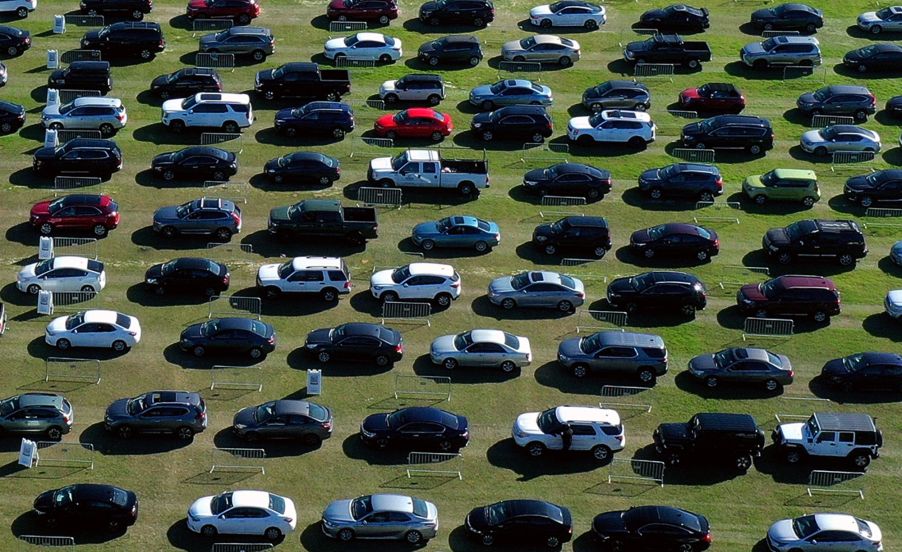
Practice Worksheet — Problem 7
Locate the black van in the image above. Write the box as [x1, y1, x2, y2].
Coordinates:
[47, 61, 112, 94]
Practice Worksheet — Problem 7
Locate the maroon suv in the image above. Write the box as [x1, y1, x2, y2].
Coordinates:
[327, 0, 399, 24]
[736, 275, 841, 323]
[30, 194, 121, 237]
[186, 0, 260, 24]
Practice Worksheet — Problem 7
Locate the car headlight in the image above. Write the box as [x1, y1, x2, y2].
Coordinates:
[513, 426, 528, 438]
[322, 518, 337, 528]
[305, 343, 317, 349]
[188, 513, 200, 522]
[473, 122, 482, 128]
[360, 428, 376, 438]
[146, 278, 157, 284]
[234, 423, 247, 430]
[534, 235, 547, 242]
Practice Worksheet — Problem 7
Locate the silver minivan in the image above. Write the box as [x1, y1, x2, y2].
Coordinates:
[741, 36, 821, 69]
[42, 96, 127, 136]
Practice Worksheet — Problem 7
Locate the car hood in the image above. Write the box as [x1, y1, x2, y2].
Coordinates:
[48, 69, 65, 83]
[639, 167, 662, 183]
[798, 92, 817, 105]
[858, 12, 880, 24]
[471, 84, 497, 99]
[105, 398, 130, 419]
[569, 116, 592, 131]
[887, 289, 902, 307]
[777, 422, 805, 441]
[370, 269, 395, 287]
[821, 357, 849, 377]
[275, 107, 295, 121]
[502, 40, 523, 53]
[657, 422, 689, 441]
[375, 113, 396, 128]
[767, 519, 798, 544]
[361, 412, 390, 432]
[557, 337, 584, 359]
[82, 30, 101, 44]
[488, 276, 515, 295]
[680, 87, 702, 100]
[233, 406, 256, 427]
[801, 129, 824, 144]
[530, 5, 553, 17]
[844, 47, 867, 61]
[533, 223, 555, 239]
[607, 276, 634, 296]
[431, 334, 458, 356]
[269, 205, 291, 223]
[626, 39, 651, 52]
[30, 199, 53, 217]
[162, 98, 184, 114]
[46, 315, 69, 334]
[413, 220, 441, 237]
[742, 42, 766, 56]
[151, 74, 169, 88]
[630, 228, 652, 244]
[199, 34, 219, 48]
[592, 511, 627, 535]
[257, 262, 281, 282]
[380, 79, 397, 93]
[323, 499, 355, 524]
[153, 205, 180, 223]
[739, 283, 766, 302]
[744, 175, 766, 190]
[844, 175, 871, 191]
[514, 411, 542, 435]
[369, 156, 394, 172]
[42, 104, 61, 117]
[188, 0, 207, 8]
[765, 227, 790, 246]
[145, 263, 164, 281]
[688, 354, 717, 372]
[682, 121, 703, 135]
[523, 167, 546, 182]
[305, 328, 333, 347]
[188, 496, 214, 519]
[256, 69, 275, 83]
[33, 148, 57, 162]
[152, 152, 177, 166]
[33, 490, 54, 513]
[264, 158, 281, 173]
[417, 41, 437, 54]
[325, 37, 347, 50]
[17, 263, 38, 282]
[181, 322, 205, 341]
[472, 112, 491, 126]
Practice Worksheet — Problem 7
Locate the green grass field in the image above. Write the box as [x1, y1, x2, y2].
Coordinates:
[1, 0, 901, 550]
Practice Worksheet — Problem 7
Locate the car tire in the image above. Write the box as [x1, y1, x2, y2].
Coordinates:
[459, 182, 476, 196]
[177, 426, 194, 440]
[473, 17, 484, 26]
[92, 224, 108, 237]
[812, 310, 827, 323]
[213, 228, 232, 242]
[698, 191, 714, 203]
[379, 54, 392, 64]
[332, 128, 345, 139]
[705, 376, 718, 388]
[870, 24, 882, 34]
[545, 536, 560, 549]
[201, 525, 217, 538]
[0, 121, 12, 134]
[162, 169, 176, 181]
[435, 293, 452, 308]
[765, 379, 780, 392]
[785, 448, 804, 464]
[500, 360, 517, 373]
[501, 298, 516, 310]
[585, 19, 598, 30]
[577, 134, 594, 146]
[249, 347, 264, 360]
[558, 56, 572, 67]
[851, 452, 871, 470]
[385, 130, 397, 141]
[558, 300, 573, 313]
[539, 18, 552, 29]
[481, 130, 493, 141]
[637, 368, 656, 385]
[696, 249, 709, 262]
[474, 240, 489, 253]
[666, 452, 681, 466]
[193, 346, 206, 357]
[802, 196, 816, 207]
[46, 426, 63, 440]
[592, 445, 611, 461]
[805, 23, 816, 33]
[649, 188, 663, 200]
[169, 120, 185, 133]
[264, 527, 282, 541]
[572, 364, 588, 378]
[687, 59, 699, 69]
[586, 188, 601, 200]
[27, 284, 41, 295]
[222, 120, 239, 133]
[854, 109, 868, 122]
[237, 14, 250, 25]
[6, 46, 18, 56]
[378, 15, 389, 24]
[527, 442, 545, 456]
[56, 339, 71, 351]
[337, 528, 354, 542]
[158, 90, 170, 99]
[111, 340, 127, 352]
[99, 123, 115, 136]
[117, 425, 133, 439]
[252, 50, 266, 62]
[16, 6, 28, 17]
[859, 195, 873, 208]
[749, 143, 762, 155]
[590, 102, 603, 113]
[381, 291, 399, 303]
[437, 439, 453, 452]
[594, 246, 607, 258]
[531, 132, 545, 143]
[838, 254, 855, 266]
[628, 136, 645, 148]
[544, 244, 557, 255]
[48, 122, 63, 131]
[139, 49, 153, 60]
[321, 288, 338, 302]
[814, 146, 828, 157]
[427, 94, 442, 106]
[469, 56, 480, 67]
[303, 433, 322, 447]
[777, 252, 792, 265]
[212, 170, 226, 181]
[680, 304, 697, 316]
[643, 248, 655, 259]
[431, 131, 443, 142]
[481, 534, 495, 546]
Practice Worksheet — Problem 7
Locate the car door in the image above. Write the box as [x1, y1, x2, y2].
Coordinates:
[259, 414, 288, 438]
[877, 179, 902, 203]
[637, 523, 694, 551]
[520, 282, 549, 306]
[879, 364, 902, 389]
[472, 341, 506, 366]
[569, 423, 597, 451]
[334, 335, 371, 361]
[358, 511, 394, 538]
[72, 205, 103, 230]
[594, 346, 638, 372]
[40, 268, 68, 292]
[217, 507, 253, 534]
[5, 408, 45, 433]
[137, 406, 166, 433]
[809, 430, 838, 456]
[181, 155, 213, 179]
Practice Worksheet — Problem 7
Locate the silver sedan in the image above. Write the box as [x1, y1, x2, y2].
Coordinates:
[501, 34, 581, 66]
[321, 494, 438, 545]
[488, 270, 585, 312]
[469, 79, 553, 110]
[430, 329, 532, 372]
[800, 125, 881, 156]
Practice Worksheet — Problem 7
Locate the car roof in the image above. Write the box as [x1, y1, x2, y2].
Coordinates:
[556, 406, 620, 425]
[707, 114, 770, 126]
[770, 35, 819, 45]
[500, 78, 537, 89]
[828, 124, 874, 136]
[395, 406, 456, 425]
[860, 352, 902, 365]
[226, 25, 271, 36]
[339, 322, 383, 337]
[658, 223, 707, 236]
[81, 309, 122, 324]
[494, 104, 548, 116]
[553, 162, 609, 176]
[771, 168, 816, 180]
[447, 215, 481, 228]
[469, 329, 509, 345]
[371, 494, 415, 514]
[272, 399, 315, 416]
[230, 490, 272, 509]
[49, 256, 91, 271]
[179, 146, 231, 159]
[194, 197, 236, 212]
[291, 256, 343, 271]
[408, 262, 454, 277]
[601, 109, 652, 122]
[533, 34, 566, 45]
[811, 513, 863, 533]
[18, 393, 66, 409]
[145, 390, 200, 405]
[700, 82, 738, 91]
[214, 317, 264, 331]
[813, 412, 876, 432]
[589, 330, 665, 348]
[400, 73, 442, 82]
[642, 271, 700, 284]
[353, 31, 388, 42]
[524, 271, 569, 285]
[500, 499, 563, 522]
[782, 3, 818, 12]
[562, 215, 607, 228]
[824, 84, 871, 95]
[68, 96, 122, 108]
[735, 348, 772, 362]
[72, 484, 124, 501]
[61, 138, 118, 150]
[600, 79, 647, 91]
[68, 60, 110, 71]
[443, 34, 479, 44]
[171, 257, 218, 270]
[279, 62, 317, 72]
[693, 412, 759, 431]
[286, 152, 330, 163]
[671, 162, 719, 173]
[303, 101, 352, 112]
[194, 92, 250, 104]
[775, 274, 836, 289]
[406, 107, 440, 118]
[627, 505, 700, 527]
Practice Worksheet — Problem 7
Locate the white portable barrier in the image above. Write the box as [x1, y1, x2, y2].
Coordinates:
[196, 52, 235, 69]
[200, 132, 241, 145]
[381, 301, 431, 326]
[209, 447, 266, 475]
[357, 186, 403, 208]
[743, 317, 794, 340]
[47, 49, 60, 69]
[210, 365, 263, 393]
[634, 63, 674, 79]
[406, 451, 462, 481]
[192, 18, 233, 32]
[19, 535, 75, 546]
[36, 440, 95, 471]
[334, 56, 375, 68]
[599, 385, 653, 413]
[53, 14, 66, 34]
[762, 29, 799, 37]
[540, 195, 587, 207]
[37, 291, 54, 315]
[329, 21, 367, 32]
[44, 128, 58, 149]
[672, 148, 715, 163]
[46, 88, 60, 106]
[667, 109, 698, 119]
[576, 309, 628, 333]
[394, 374, 451, 402]
[807, 470, 865, 500]
[211, 544, 274, 552]
[44, 357, 101, 385]
[202, 180, 249, 205]
[53, 176, 102, 191]
[57, 129, 102, 142]
[208, 295, 262, 319]
[605, 458, 665, 487]
[59, 89, 100, 103]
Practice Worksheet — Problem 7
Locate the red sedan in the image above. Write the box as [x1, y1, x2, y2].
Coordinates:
[327, 0, 399, 24]
[374, 108, 453, 141]
[678, 83, 745, 114]
[30, 194, 121, 237]
[186, 0, 260, 24]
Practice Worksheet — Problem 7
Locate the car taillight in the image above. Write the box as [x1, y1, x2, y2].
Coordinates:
[321, 421, 332, 431]
[870, 94, 876, 105]
[159, 40, 164, 47]
[451, 282, 460, 288]
[344, 281, 352, 289]
[788, 370, 794, 377]
[196, 411, 206, 421]
[715, 177, 723, 189]
[267, 336, 275, 344]
[223, 275, 230, 284]
[601, 178, 611, 186]
[231, 212, 240, 225]
[577, 292, 585, 298]
[703, 533, 712, 543]
[336, 167, 341, 174]
[117, 113, 125, 122]
[395, 344, 403, 353]
[63, 414, 70, 424]
[714, 239, 720, 248]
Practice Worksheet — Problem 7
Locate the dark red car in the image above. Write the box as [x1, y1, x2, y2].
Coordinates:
[30, 194, 121, 237]
[679, 83, 745, 114]
[374, 108, 453, 141]
[186, 0, 260, 24]
[327, 0, 399, 25]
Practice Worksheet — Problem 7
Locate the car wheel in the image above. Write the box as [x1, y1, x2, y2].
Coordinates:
[531, 132, 545, 143]
[177, 426, 194, 440]
[435, 293, 452, 307]
[585, 19, 598, 30]
[635, 103, 648, 112]
[749, 143, 762, 155]
[385, 130, 397, 141]
[437, 439, 453, 452]
[428, 94, 442, 106]
[132, 9, 144, 19]
[705, 376, 718, 388]
[222, 120, 239, 133]
[637, 368, 656, 385]
[667, 452, 681, 466]
[46, 426, 62, 440]
[763, 23, 774, 31]
[854, 110, 868, 122]
[590, 102, 603, 113]
[117, 425, 133, 439]
[851, 452, 871, 470]
[546, 536, 560, 549]
[859, 195, 873, 208]
[161, 169, 176, 181]
[625, 303, 638, 314]
[431, 131, 443, 142]
[649, 188, 663, 200]
[337, 528, 354, 542]
[201, 525, 217, 538]
[264, 527, 282, 541]
[214, 228, 232, 242]
[752, 194, 767, 206]
[838, 254, 855, 267]
[321, 288, 338, 302]
[527, 442, 545, 456]
[785, 449, 803, 463]
[678, 544, 693, 552]
[379, 54, 392, 64]
[381, 291, 399, 303]
[698, 191, 714, 203]
[252, 49, 266, 61]
[6, 46, 18, 56]
[91, 224, 107, 237]
[805, 23, 816, 33]
[374, 354, 390, 367]
[577, 134, 594, 146]
[48, 122, 63, 131]
[592, 445, 611, 461]
[139, 49, 152, 60]
[481, 130, 493, 141]
[471, 240, 489, 253]
[169, 120, 185, 133]
[628, 136, 646, 148]
[643, 248, 655, 259]
[459, 182, 476, 196]
[558, 56, 572, 67]
[680, 304, 697, 316]
[332, 128, 345, 139]
[572, 364, 588, 378]
[687, 59, 699, 69]
[500, 360, 516, 373]
[814, 146, 828, 157]
[802, 196, 816, 207]
[378, 15, 389, 24]
[0, 121, 11, 134]
[870, 24, 883, 34]
[765, 379, 780, 392]
[696, 249, 709, 262]
[501, 298, 516, 310]
[540, 18, 552, 29]
[558, 300, 573, 313]
[586, 188, 600, 200]
[777, 252, 792, 265]
[111, 340, 127, 352]
[192, 346, 206, 357]
[99, 123, 115, 136]
[812, 310, 827, 323]
[56, 339, 71, 351]
[27, 284, 41, 295]
[158, 89, 170, 100]
[594, 246, 606, 258]
[248, 347, 264, 360]
[237, 14, 250, 25]
[426, 55, 440, 66]
[544, 244, 557, 255]
[212, 170, 226, 181]
[302, 433, 322, 447]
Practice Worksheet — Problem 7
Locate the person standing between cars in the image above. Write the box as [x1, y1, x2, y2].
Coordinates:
[561, 424, 573, 451]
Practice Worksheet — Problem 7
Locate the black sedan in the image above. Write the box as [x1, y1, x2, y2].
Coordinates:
[638, 4, 709, 32]
[592, 505, 712, 552]
[688, 347, 794, 391]
[630, 223, 719, 263]
[34, 484, 138, 531]
[466, 499, 573, 549]
[179, 317, 276, 360]
[0, 25, 30, 57]
[821, 352, 902, 392]
[232, 399, 333, 445]
[151, 146, 237, 182]
[750, 3, 823, 33]
[886, 96, 902, 119]
[359, 406, 469, 451]
[144, 257, 230, 297]
[149, 67, 222, 99]
[264, 152, 341, 186]
[522, 162, 612, 201]
[0, 99, 25, 135]
[843, 44, 902, 74]
[844, 169, 902, 207]
[607, 271, 707, 316]
[304, 322, 403, 368]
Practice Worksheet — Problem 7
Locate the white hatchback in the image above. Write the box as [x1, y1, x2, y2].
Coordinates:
[45, 309, 141, 352]
[188, 490, 297, 541]
[370, 262, 461, 307]
[18, 256, 106, 295]
[324, 32, 402, 63]
[567, 109, 655, 147]
[512, 405, 625, 461]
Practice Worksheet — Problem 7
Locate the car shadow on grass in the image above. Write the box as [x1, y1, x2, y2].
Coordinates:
[486, 438, 605, 482]
[286, 347, 393, 377]
[131, 226, 213, 251]
[585, 299, 696, 329]
[613, 245, 710, 269]
[238, 229, 367, 259]
[877, 255, 902, 277]
[620, 187, 696, 212]
[1, 282, 32, 307]
[79, 422, 192, 456]
[673, 371, 782, 400]
[397, 237, 493, 259]
[861, 312, 901, 342]
[212, 427, 323, 459]
[162, 342, 263, 370]
[12, 510, 129, 545]
[808, 374, 902, 404]
[470, 295, 576, 321]
[348, 290, 383, 318]
[341, 434, 408, 466]
[126, 283, 212, 308]
[5, 221, 38, 246]
[9, 166, 49, 189]
[534, 361, 654, 396]
[133, 122, 197, 146]
[754, 445, 818, 485]
[412, 353, 519, 383]
[27, 336, 131, 362]
[632, 444, 743, 486]
[738, 192, 814, 215]
[134, 168, 208, 189]
[514, 241, 556, 266]
[166, 519, 209, 552]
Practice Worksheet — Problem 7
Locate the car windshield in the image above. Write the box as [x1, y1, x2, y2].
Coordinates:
[277, 156, 289, 168]
[762, 37, 777, 50]
[200, 320, 218, 337]
[792, 515, 819, 538]
[277, 261, 294, 279]
[272, 66, 285, 78]
[351, 496, 372, 520]
[54, 487, 74, 506]
[760, 170, 779, 186]
[537, 407, 564, 434]
[345, 35, 360, 47]
[510, 272, 531, 290]
[588, 112, 606, 127]
[856, 518, 872, 538]
[696, 227, 712, 239]
[453, 331, 473, 351]
[767, 351, 783, 367]
[843, 353, 865, 372]
[489, 81, 504, 94]
[213, 29, 230, 41]
[269, 494, 286, 514]
[758, 278, 783, 298]
[433, 112, 445, 122]
[581, 333, 602, 354]
[390, 154, 408, 171]
[126, 396, 145, 415]
[646, 225, 666, 240]
[160, 261, 177, 276]
[412, 498, 429, 518]
[520, 37, 536, 49]
[58, 103, 75, 115]
[859, 45, 878, 57]
[504, 333, 520, 349]
[630, 273, 651, 290]
[33, 259, 53, 276]
[255, 402, 275, 423]
[110, 488, 128, 506]
[698, 119, 714, 132]
[175, 201, 195, 219]
[484, 502, 509, 526]
[0, 398, 18, 416]
[876, 7, 893, 19]
[812, 87, 830, 102]
[785, 220, 815, 240]
[713, 349, 734, 368]
[394, 111, 409, 124]
[436, 217, 454, 232]
[391, 266, 410, 284]
[384, 36, 396, 47]
[805, 416, 820, 436]
[181, 96, 198, 110]
[659, 164, 677, 178]
[65, 313, 84, 330]
[211, 492, 232, 515]
[820, 126, 838, 140]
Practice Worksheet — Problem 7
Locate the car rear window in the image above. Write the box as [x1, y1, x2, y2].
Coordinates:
[110, 488, 128, 506]
[269, 494, 286, 514]
[115, 313, 131, 328]
[328, 270, 347, 281]
[307, 402, 328, 421]
[600, 424, 623, 436]
[559, 275, 576, 289]
[642, 347, 666, 359]
[412, 498, 429, 518]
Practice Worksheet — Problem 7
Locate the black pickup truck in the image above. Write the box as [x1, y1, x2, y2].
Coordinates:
[254, 62, 351, 101]
[623, 34, 712, 69]
[267, 199, 377, 244]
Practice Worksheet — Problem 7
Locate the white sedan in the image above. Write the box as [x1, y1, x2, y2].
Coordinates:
[188, 490, 297, 541]
[530, 1, 606, 30]
[45, 310, 141, 352]
[17, 256, 106, 295]
[766, 513, 883, 552]
[323, 32, 402, 63]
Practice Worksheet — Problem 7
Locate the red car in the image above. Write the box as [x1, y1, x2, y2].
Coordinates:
[679, 83, 745, 114]
[374, 108, 453, 141]
[186, 0, 260, 24]
[30, 194, 121, 237]
[327, 0, 399, 24]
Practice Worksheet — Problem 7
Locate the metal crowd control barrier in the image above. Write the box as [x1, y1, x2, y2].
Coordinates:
[329, 21, 367, 32]
[763, 29, 799, 37]
[36, 440, 95, 470]
[743, 317, 794, 340]
[381, 301, 431, 326]
[394, 374, 451, 402]
[498, 60, 543, 72]
[60, 49, 100, 63]
[576, 309, 628, 333]
[357, 186, 403, 208]
[192, 18, 233, 33]
[54, 176, 102, 191]
[211, 544, 274, 552]
[406, 451, 462, 480]
[606, 458, 664, 486]
[209, 447, 266, 475]
[361, 136, 394, 147]
[540, 195, 587, 207]
[807, 470, 865, 500]
[64, 14, 104, 26]
[634, 63, 674, 80]
[208, 294, 262, 319]
[18, 535, 75, 546]
[673, 148, 715, 163]
[56, 129, 102, 142]
[196, 52, 235, 69]
[667, 109, 698, 119]
[59, 89, 100, 103]
[335, 56, 375, 68]
[811, 114, 854, 128]
[599, 385, 653, 413]
[200, 132, 241, 145]
[210, 365, 263, 392]
[44, 357, 101, 385]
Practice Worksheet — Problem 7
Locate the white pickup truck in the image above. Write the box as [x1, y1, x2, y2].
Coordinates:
[367, 149, 489, 196]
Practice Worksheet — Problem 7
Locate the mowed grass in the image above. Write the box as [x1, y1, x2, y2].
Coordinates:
[0, 0, 901, 550]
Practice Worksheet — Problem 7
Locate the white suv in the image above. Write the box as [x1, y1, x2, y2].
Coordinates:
[0, 0, 36, 18]
[567, 109, 655, 147]
[256, 256, 351, 301]
[161, 92, 254, 133]
[772, 412, 883, 470]
[370, 262, 461, 308]
[512, 405, 625, 461]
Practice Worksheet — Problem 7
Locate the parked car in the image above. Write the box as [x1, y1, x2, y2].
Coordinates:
[892, 240, 902, 265]
[0, 25, 30, 57]
[264, 152, 340, 185]
[380, 73, 445, 105]
[430, 329, 531, 372]
[606, 271, 707, 316]
[630, 223, 719, 262]
[186, 0, 260, 24]
[267, 199, 377, 244]
[762, 219, 867, 266]
[233, 399, 333, 445]
[34, 485, 138, 531]
[654, 412, 765, 471]
[740, 36, 821, 69]
[767, 513, 883, 552]
[411, 215, 500, 252]
[179, 317, 276, 359]
[886, 290, 902, 320]
[360, 406, 469, 451]
[466, 500, 572, 548]
[151, 146, 237, 182]
[622, 33, 712, 68]
[797, 85, 876, 122]
[322, 494, 438, 545]
[150, 67, 221, 99]
[513, 405, 624, 460]
[522, 162, 612, 200]
[843, 44, 902, 73]
[79, 0, 152, 20]
[857, 5, 902, 34]
[844, 169, 902, 207]
[800, 124, 881, 156]
[104, 390, 207, 439]
[638, 162, 723, 202]
[557, 330, 668, 382]
[688, 347, 793, 391]
[419, 0, 494, 26]
[367, 149, 489, 196]
[532, 215, 611, 258]
[637, 4, 710, 32]
[42, 97, 127, 137]
[187, 490, 297, 541]
[680, 115, 774, 154]
[567, 109, 656, 147]
[18, 256, 105, 295]
[304, 322, 403, 366]
[274, 101, 355, 139]
[469, 79, 552, 111]
[255, 62, 350, 101]
[370, 263, 461, 307]
[529, 1, 605, 30]
[502, 34, 580, 66]
[144, 257, 230, 297]
[0, 100, 26, 134]
[152, 197, 241, 241]
[737, 274, 841, 322]
[743, 168, 820, 206]
[750, 2, 823, 33]
[80, 21, 165, 60]
[679, 82, 745, 114]
[0, 392, 73, 440]
[29, 193, 121, 236]
[593, 506, 712, 552]
[821, 352, 902, 392]
[199, 26, 273, 61]
[772, 412, 883, 470]
[162, 93, 254, 133]
[45, 309, 141, 352]
[327, 0, 399, 24]
[417, 35, 482, 67]
[374, 108, 453, 141]
[48, 61, 112, 94]
[489, 271, 585, 312]
[257, 256, 351, 300]
[472, 105, 553, 143]
[323, 31, 401, 63]
[581, 80, 650, 113]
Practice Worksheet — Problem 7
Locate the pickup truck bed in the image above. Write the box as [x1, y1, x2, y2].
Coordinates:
[343, 206, 377, 223]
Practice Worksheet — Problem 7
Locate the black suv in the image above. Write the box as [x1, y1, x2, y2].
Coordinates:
[0, 100, 26, 135]
[274, 101, 354, 139]
[630, 223, 720, 263]
[606, 271, 707, 316]
[0, 25, 30, 57]
[471, 105, 553, 143]
[680, 115, 774, 154]
[33, 138, 122, 178]
[737, 274, 841, 322]
[418, 35, 483, 67]
[797, 85, 876, 122]
[638, 162, 723, 202]
[419, 0, 494, 27]
[581, 80, 651, 113]
[532, 216, 612, 258]
[762, 219, 867, 266]
[80, 0, 153, 21]
[144, 257, 230, 296]
[48, 61, 112, 94]
[80, 21, 165, 61]
[104, 390, 208, 440]
[653, 413, 765, 473]
[150, 67, 221, 100]
[522, 162, 612, 201]
[844, 169, 902, 207]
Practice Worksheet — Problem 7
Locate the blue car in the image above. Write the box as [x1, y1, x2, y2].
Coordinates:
[469, 79, 553, 111]
[411, 215, 500, 252]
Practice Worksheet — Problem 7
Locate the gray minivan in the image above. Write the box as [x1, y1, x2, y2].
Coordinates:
[557, 330, 668, 383]
[740, 36, 821, 69]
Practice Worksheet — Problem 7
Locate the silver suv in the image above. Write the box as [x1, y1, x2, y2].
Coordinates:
[741, 36, 821, 69]
[0, 392, 74, 440]
[256, 256, 351, 301]
[42, 97, 127, 136]
[152, 197, 242, 242]
[557, 330, 668, 383]
[199, 26, 274, 62]
[379, 74, 445, 105]
[161, 92, 254, 133]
